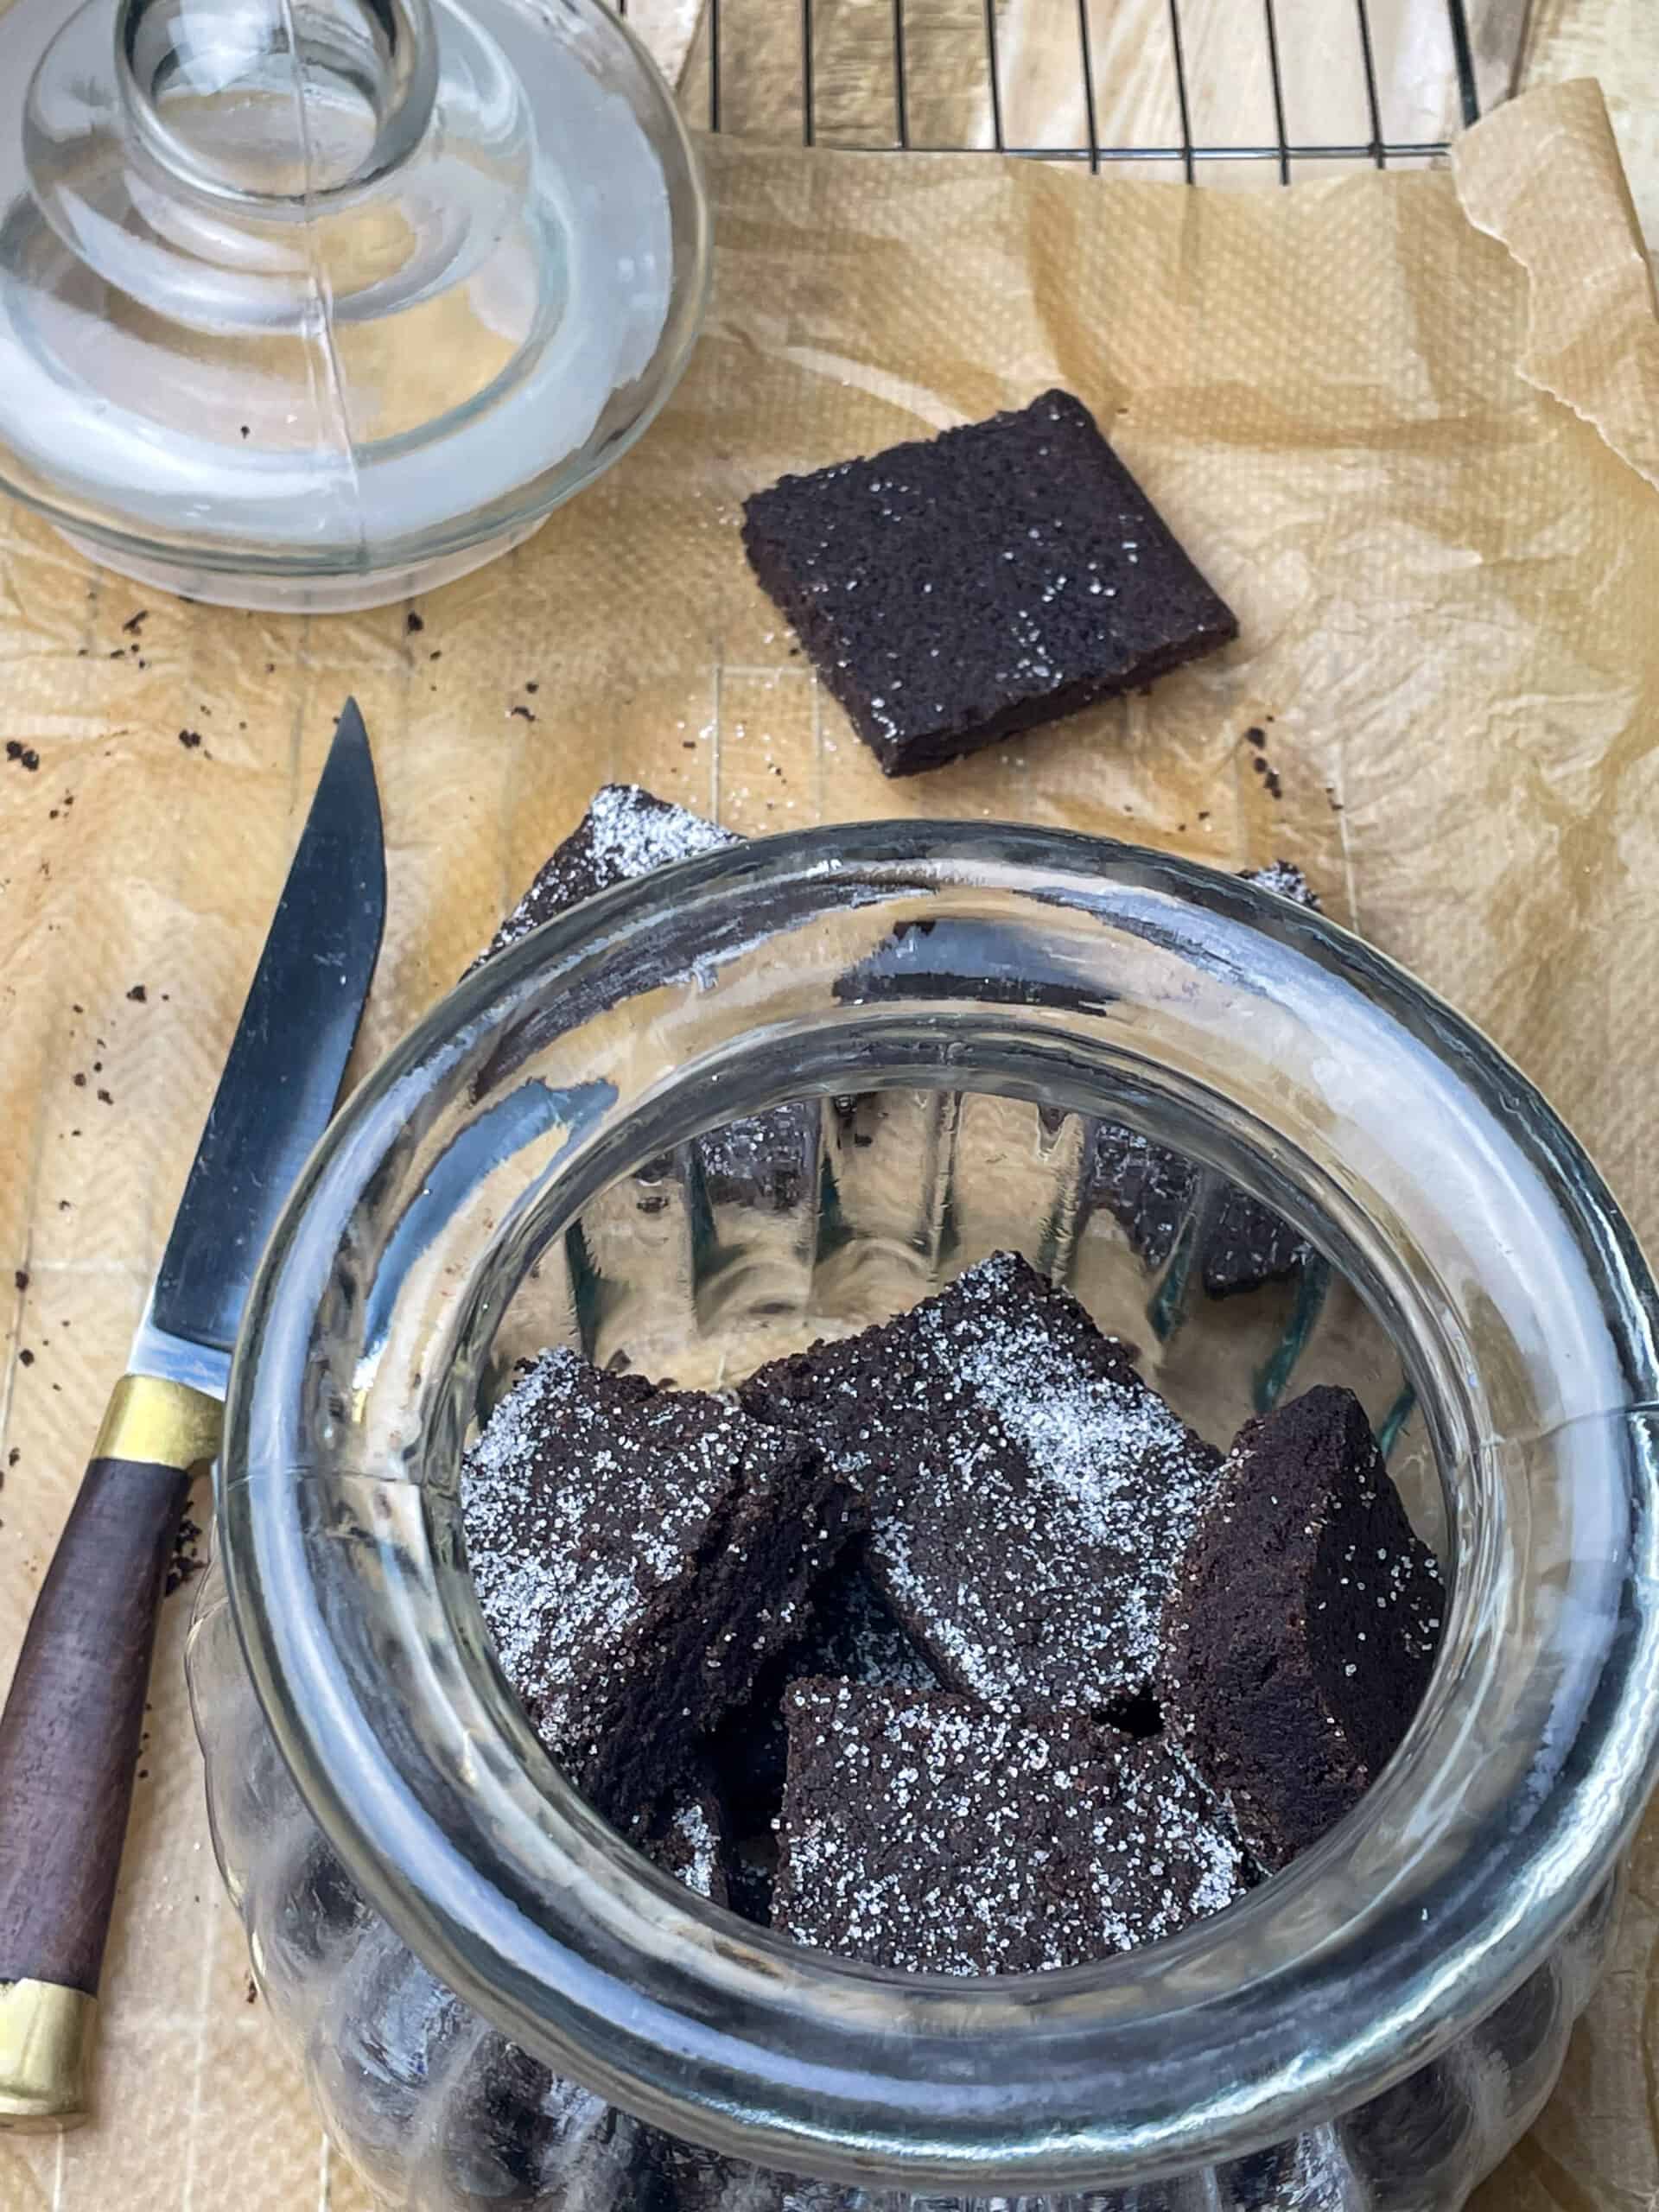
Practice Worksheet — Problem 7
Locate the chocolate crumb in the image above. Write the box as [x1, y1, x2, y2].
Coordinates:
[5, 742, 41, 772]
[178, 729, 202, 751]
[18, 1349, 34, 1366]
[13, 1269, 27, 1292]
[509, 703, 537, 721]
[6, 1449, 18, 1469]
[97, 1089, 112, 1104]
[245, 1977, 258, 2005]
[73, 1072, 86, 1088]
[1263, 766, 1283, 800]
[121, 610, 149, 635]
[126, 983, 147, 1003]
[406, 610, 425, 634]
[239, 424, 250, 439]
[165, 1513, 206, 1598]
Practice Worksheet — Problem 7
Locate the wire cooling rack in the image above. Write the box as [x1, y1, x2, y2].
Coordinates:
[620, 0, 1528, 181]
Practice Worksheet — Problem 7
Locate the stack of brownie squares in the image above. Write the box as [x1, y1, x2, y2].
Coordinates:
[463, 1248, 1443, 1975]
[460, 780, 1443, 1970]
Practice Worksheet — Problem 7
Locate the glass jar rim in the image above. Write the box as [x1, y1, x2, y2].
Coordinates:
[220, 820, 1659, 2189]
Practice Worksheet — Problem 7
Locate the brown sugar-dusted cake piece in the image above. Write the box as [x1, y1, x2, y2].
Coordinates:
[741, 390, 1237, 777]
[471, 784, 816, 1215]
[1162, 1384, 1444, 1871]
[740, 1251, 1222, 1711]
[772, 1682, 1249, 1974]
[461, 1349, 855, 1827]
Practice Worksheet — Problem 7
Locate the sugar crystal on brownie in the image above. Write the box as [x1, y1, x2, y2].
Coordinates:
[741, 390, 1237, 777]
[741, 1251, 1221, 1708]
[462, 1349, 853, 1826]
[1162, 1384, 1443, 1870]
[772, 1682, 1249, 1974]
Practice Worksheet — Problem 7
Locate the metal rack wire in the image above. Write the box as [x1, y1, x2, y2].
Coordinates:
[620, 0, 1509, 181]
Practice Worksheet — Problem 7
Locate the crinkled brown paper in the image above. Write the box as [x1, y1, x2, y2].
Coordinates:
[2, 68, 1657, 2212]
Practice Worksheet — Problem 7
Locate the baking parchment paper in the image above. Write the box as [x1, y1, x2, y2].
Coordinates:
[1, 71, 1656, 2212]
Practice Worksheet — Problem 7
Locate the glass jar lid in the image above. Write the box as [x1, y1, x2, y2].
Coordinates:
[0, 0, 709, 608]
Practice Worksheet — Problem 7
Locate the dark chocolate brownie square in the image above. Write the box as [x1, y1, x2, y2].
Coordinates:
[741, 1251, 1221, 1710]
[789, 1553, 941, 1693]
[471, 783, 737, 974]
[645, 1772, 734, 1910]
[473, 784, 817, 1212]
[702, 1550, 938, 1925]
[691, 1108, 821, 1217]
[1199, 1185, 1308, 1300]
[462, 1349, 854, 1826]
[1086, 859, 1319, 1294]
[1162, 1385, 1444, 1871]
[741, 390, 1237, 777]
[772, 1682, 1249, 1974]
[1084, 1120, 1198, 1272]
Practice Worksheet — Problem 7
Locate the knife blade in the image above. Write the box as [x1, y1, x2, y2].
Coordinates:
[0, 702, 385, 2133]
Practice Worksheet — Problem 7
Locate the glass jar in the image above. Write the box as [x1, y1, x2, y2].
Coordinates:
[186, 823, 1659, 2210]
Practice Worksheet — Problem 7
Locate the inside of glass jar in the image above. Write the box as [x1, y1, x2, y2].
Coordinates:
[441, 1024, 1455, 1967]
[480, 1071, 1446, 1565]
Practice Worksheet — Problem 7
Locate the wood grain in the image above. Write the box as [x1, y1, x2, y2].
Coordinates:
[0, 1457, 190, 1996]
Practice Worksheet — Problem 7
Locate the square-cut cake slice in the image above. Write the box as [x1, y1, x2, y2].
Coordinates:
[644, 1770, 734, 1909]
[462, 1349, 854, 1825]
[704, 1551, 940, 1853]
[741, 1251, 1221, 1709]
[472, 784, 817, 1215]
[1161, 1385, 1444, 1870]
[772, 1682, 1249, 1974]
[1086, 861, 1318, 1295]
[471, 781, 737, 973]
[741, 390, 1237, 776]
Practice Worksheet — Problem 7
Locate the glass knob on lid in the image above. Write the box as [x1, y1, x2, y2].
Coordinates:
[114, 0, 441, 204]
[0, 0, 709, 610]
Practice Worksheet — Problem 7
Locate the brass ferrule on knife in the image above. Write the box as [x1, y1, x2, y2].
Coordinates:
[92, 1375, 223, 1471]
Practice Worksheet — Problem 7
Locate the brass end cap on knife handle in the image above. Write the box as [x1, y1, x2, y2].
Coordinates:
[0, 1981, 96, 2131]
[93, 1374, 222, 1471]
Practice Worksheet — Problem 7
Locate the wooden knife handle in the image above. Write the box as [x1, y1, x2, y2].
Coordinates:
[0, 1375, 219, 2131]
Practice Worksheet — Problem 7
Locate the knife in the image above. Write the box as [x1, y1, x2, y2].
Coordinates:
[0, 702, 385, 2133]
